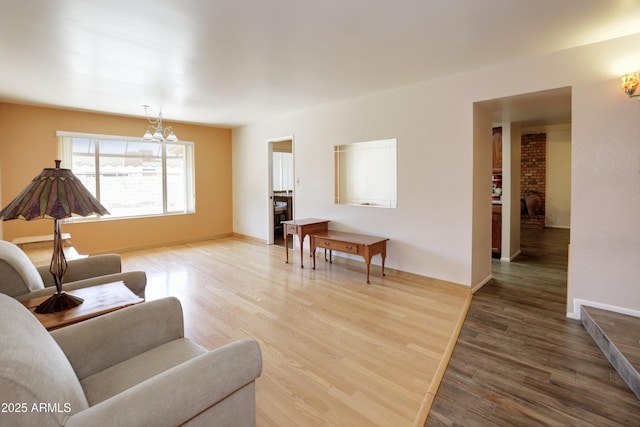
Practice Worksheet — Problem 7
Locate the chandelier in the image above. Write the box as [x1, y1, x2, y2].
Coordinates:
[142, 105, 179, 142]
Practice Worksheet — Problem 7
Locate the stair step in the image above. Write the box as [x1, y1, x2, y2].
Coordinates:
[581, 306, 640, 399]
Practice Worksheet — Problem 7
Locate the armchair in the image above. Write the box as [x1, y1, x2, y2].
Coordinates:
[0, 293, 263, 426]
[0, 239, 146, 301]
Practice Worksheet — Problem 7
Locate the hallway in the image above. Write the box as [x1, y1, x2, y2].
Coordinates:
[426, 227, 640, 426]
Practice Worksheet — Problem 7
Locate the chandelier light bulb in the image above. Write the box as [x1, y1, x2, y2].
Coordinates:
[621, 72, 639, 97]
[142, 105, 179, 142]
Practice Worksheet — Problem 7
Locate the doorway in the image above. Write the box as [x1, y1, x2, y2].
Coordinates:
[474, 87, 572, 306]
[268, 137, 294, 246]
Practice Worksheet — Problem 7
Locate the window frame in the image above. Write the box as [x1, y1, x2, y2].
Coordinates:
[57, 131, 195, 221]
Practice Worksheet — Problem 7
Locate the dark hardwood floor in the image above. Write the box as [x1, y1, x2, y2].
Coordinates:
[426, 227, 640, 426]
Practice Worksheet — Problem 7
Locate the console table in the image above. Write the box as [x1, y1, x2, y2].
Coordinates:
[20, 281, 144, 330]
[283, 218, 330, 268]
[310, 231, 389, 284]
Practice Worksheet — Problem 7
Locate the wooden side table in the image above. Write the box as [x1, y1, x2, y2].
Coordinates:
[21, 281, 144, 330]
[283, 218, 330, 268]
[311, 231, 389, 284]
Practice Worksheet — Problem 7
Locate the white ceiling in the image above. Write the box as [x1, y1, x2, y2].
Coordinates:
[1, 0, 639, 128]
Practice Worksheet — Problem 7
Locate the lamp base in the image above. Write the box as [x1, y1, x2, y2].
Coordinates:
[35, 292, 84, 313]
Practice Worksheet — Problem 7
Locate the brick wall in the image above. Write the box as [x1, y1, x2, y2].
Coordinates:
[521, 133, 546, 228]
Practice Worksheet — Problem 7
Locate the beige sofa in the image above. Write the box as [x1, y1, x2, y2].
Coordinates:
[0, 293, 263, 426]
[0, 239, 146, 300]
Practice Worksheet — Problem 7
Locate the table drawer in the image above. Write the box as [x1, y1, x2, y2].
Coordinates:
[316, 238, 358, 254]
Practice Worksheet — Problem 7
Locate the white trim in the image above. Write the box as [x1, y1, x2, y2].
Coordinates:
[266, 135, 295, 245]
[567, 298, 640, 320]
[500, 249, 521, 262]
[266, 140, 275, 245]
[56, 130, 194, 146]
[58, 132, 196, 219]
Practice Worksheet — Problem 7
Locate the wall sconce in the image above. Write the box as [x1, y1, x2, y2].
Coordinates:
[621, 72, 640, 98]
[142, 105, 179, 142]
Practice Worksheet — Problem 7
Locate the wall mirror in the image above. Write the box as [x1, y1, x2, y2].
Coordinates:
[334, 138, 397, 208]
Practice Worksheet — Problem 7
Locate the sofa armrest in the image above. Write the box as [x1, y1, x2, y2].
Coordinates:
[64, 339, 262, 427]
[16, 271, 147, 301]
[51, 297, 184, 380]
[38, 254, 122, 287]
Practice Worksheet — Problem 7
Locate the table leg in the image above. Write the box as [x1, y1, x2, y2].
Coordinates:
[284, 227, 289, 263]
[366, 259, 371, 284]
[381, 251, 386, 277]
[380, 242, 387, 277]
[299, 233, 305, 268]
[312, 236, 316, 269]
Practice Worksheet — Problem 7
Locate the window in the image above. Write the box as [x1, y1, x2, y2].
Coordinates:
[57, 131, 195, 219]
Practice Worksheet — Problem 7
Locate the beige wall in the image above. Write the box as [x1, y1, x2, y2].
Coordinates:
[471, 104, 493, 287]
[233, 32, 640, 317]
[0, 103, 232, 254]
[233, 79, 479, 287]
[500, 122, 522, 262]
[546, 126, 572, 228]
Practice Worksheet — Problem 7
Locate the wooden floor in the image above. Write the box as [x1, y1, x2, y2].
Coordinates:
[119, 237, 470, 426]
[426, 228, 640, 426]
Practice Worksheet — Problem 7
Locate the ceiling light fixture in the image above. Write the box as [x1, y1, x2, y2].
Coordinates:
[621, 72, 640, 98]
[142, 105, 179, 142]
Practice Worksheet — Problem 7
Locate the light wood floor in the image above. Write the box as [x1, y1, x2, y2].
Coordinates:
[119, 237, 471, 426]
[426, 228, 640, 426]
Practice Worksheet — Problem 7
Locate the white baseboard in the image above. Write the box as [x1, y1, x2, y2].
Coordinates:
[500, 249, 521, 262]
[567, 299, 640, 320]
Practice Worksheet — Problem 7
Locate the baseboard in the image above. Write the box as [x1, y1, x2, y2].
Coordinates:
[567, 298, 640, 320]
[472, 274, 492, 293]
[322, 255, 471, 293]
[500, 249, 521, 262]
[231, 232, 266, 244]
[95, 233, 234, 255]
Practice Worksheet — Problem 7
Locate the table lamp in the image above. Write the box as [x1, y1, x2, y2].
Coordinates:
[0, 160, 110, 313]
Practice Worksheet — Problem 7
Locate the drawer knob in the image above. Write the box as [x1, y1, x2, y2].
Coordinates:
[345, 246, 353, 250]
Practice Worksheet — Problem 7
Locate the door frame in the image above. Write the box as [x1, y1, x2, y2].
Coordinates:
[267, 135, 294, 245]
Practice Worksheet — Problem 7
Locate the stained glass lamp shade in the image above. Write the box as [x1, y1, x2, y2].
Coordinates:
[0, 160, 110, 313]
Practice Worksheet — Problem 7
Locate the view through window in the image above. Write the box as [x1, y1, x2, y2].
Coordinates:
[57, 132, 195, 219]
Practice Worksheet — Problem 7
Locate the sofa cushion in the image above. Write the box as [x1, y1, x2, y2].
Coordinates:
[81, 338, 207, 405]
[0, 239, 45, 297]
[0, 294, 89, 426]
